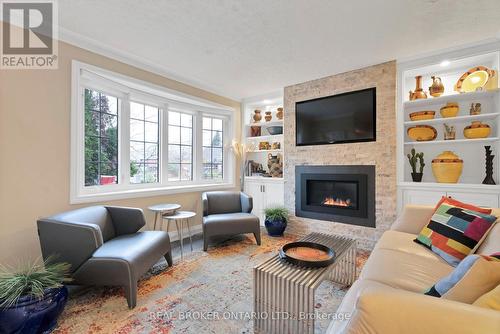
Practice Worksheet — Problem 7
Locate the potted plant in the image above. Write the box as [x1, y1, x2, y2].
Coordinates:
[264, 206, 288, 237]
[407, 148, 425, 182]
[0, 258, 71, 334]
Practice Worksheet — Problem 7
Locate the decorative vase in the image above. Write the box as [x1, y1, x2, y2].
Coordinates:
[267, 153, 283, 178]
[440, 102, 459, 118]
[429, 76, 445, 97]
[0, 286, 68, 334]
[411, 172, 423, 182]
[464, 121, 491, 139]
[265, 217, 287, 237]
[483, 146, 496, 185]
[276, 107, 284, 120]
[409, 75, 428, 100]
[470, 103, 481, 115]
[264, 111, 272, 122]
[253, 110, 262, 122]
[250, 126, 261, 137]
[432, 151, 463, 183]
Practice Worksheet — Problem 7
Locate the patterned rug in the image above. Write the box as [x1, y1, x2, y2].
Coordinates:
[54, 233, 369, 334]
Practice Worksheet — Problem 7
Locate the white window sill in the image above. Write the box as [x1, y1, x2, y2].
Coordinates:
[70, 182, 237, 204]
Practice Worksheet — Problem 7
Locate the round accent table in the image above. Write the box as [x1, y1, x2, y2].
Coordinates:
[162, 211, 196, 260]
[148, 203, 181, 230]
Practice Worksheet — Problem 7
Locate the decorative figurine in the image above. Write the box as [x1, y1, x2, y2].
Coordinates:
[470, 103, 481, 115]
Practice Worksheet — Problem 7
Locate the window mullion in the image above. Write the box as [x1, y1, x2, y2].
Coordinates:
[194, 111, 203, 183]
[120, 94, 131, 185]
[161, 104, 169, 186]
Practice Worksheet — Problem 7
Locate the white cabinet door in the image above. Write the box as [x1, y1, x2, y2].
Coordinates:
[263, 182, 284, 208]
[402, 189, 446, 206]
[244, 181, 264, 222]
[446, 192, 499, 208]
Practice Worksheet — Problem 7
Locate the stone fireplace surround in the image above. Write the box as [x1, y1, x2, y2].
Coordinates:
[283, 61, 397, 250]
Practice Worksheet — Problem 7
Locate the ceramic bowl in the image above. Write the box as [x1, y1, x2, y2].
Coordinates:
[407, 125, 437, 141]
[409, 111, 435, 121]
[267, 126, 283, 135]
[440, 103, 459, 118]
[464, 121, 491, 139]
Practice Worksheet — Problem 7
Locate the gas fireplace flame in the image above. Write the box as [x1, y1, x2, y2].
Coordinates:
[322, 197, 352, 207]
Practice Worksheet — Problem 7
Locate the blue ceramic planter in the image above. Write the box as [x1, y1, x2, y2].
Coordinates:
[0, 286, 68, 334]
[264, 217, 287, 237]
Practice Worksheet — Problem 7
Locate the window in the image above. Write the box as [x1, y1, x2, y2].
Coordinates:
[129, 102, 159, 184]
[72, 61, 235, 203]
[202, 116, 224, 180]
[84, 89, 119, 186]
[167, 111, 193, 181]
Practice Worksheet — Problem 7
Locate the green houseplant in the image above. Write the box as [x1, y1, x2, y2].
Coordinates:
[264, 206, 288, 237]
[407, 148, 425, 182]
[0, 258, 71, 334]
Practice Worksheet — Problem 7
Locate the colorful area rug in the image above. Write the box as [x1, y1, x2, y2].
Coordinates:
[55, 233, 369, 334]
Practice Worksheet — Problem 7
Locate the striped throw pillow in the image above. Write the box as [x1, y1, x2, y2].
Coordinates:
[414, 200, 497, 266]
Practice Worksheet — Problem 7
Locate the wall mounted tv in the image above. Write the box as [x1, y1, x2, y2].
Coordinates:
[295, 87, 376, 146]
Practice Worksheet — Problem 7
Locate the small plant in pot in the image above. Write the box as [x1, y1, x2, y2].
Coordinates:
[0, 258, 71, 334]
[264, 206, 288, 237]
[407, 148, 425, 182]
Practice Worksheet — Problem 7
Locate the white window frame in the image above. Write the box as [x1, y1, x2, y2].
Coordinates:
[70, 61, 236, 204]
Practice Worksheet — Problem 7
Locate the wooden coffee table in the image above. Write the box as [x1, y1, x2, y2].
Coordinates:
[253, 232, 357, 334]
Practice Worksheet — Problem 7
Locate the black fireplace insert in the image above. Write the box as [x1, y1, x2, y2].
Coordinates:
[295, 165, 375, 227]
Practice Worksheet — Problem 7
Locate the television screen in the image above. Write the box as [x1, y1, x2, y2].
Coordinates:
[295, 88, 376, 146]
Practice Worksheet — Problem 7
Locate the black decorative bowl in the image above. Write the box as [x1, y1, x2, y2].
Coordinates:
[267, 126, 283, 135]
[279, 241, 336, 268]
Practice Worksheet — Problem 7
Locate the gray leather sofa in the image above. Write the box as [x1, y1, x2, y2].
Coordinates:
[37, 206, 172, 308]
[202, 191, 261, 251]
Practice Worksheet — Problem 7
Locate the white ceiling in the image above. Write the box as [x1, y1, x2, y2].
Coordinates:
[59, 0, 500, 100]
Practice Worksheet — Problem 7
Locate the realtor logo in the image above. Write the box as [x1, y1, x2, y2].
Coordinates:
[1, 0, 58, 69]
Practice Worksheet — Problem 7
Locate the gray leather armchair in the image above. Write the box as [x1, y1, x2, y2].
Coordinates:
[202, 191, 261, 251]
[37, 206, 173, 308]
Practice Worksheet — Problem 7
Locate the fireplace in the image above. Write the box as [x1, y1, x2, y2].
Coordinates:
[295, 165, 375, 227]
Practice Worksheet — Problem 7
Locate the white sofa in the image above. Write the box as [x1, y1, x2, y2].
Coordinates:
[327, 205, 500, 334]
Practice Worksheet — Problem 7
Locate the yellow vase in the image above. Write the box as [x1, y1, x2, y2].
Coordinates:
[432, 151, 463, 183]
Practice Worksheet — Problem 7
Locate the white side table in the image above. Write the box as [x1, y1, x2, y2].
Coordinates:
[162, 211, 196, 260]
[148, 203, 181, 230]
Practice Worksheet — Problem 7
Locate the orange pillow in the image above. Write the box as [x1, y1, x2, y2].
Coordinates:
[433, 196, 492, 214]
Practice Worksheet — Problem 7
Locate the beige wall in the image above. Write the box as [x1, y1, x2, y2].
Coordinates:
[283, 61, 397, 250]
[0, 37, 241, 266]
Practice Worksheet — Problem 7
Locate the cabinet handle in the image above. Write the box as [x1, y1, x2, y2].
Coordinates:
[263, 185, 265, 192]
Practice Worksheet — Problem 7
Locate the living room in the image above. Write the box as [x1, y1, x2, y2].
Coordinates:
[0, 1, 499, 333]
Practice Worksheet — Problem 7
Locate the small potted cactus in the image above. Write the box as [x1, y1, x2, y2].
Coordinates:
[407, 148, 425, 182]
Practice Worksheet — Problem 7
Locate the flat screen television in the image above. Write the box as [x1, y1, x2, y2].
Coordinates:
[295, 87, 376, 146]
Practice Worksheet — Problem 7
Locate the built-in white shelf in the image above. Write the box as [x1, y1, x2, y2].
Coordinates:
[403, 89, 500, 108]
[246, 120, 284, 127]
[404, 137, 499, 146]
[246, 134, 283, 141]
[246, 149, 283, 153]
[404, 113, 500, 126]
[398, 181, 500, 190]
[245, 176, 284, 182]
